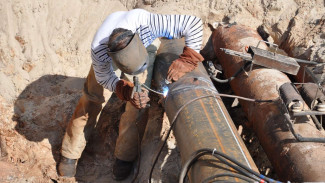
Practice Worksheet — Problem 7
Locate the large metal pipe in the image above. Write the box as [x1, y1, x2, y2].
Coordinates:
[208, 24, 325, 182]
[153, 39, 257, 182]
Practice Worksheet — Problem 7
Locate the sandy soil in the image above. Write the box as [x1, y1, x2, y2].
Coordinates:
[0, 0, 324, 182]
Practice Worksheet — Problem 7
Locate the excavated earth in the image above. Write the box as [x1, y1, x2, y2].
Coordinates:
[0, 0, 324, 182]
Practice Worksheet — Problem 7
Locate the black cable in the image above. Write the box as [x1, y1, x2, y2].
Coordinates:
[209, 61, 251, 83]
[284, 113, 325, 143]
[210, 74, 234, 83]
[148, 93, 274, 182]
[179, 148, 283, 183]
[209, 148, 278, 183]
[310, 115, 323, 130]
[180, 150, 260, 183]
[148, 95, 217, 183]
[180, 150, 260, 182]
[203, 173, 256, 183]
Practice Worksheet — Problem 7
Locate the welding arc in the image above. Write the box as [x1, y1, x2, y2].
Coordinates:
[179, 148, 283, 183]
[141, 83, 164, 96]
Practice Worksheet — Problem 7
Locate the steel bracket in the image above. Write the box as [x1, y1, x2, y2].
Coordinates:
[247, 40, 300, 75]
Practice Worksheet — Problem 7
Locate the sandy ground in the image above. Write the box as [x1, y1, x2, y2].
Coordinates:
[0, 0, 324, 182]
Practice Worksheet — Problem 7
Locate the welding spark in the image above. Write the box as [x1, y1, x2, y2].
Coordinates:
[163, 86, 169, 97]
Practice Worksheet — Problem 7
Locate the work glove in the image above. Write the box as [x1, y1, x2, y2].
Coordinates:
[115, 79, 150, 109]
[166, 46, 204, 83]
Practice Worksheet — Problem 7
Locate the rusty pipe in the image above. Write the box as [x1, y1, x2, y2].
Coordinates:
[208, 24, 325, 182]
[153, 39, 257, 183]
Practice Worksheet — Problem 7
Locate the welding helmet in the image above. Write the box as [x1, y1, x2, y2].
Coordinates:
[108, 33, 149, 75]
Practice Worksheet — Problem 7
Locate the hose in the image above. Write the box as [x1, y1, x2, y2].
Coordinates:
[208, 61, 252, 83]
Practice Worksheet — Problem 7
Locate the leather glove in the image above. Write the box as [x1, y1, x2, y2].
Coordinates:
[167, 46, 204, 82]
[130, 89, 150, 109]
[115, 79, 150, 109]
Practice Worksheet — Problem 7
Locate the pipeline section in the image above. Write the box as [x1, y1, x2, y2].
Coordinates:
[208, 24, 325, 182]
[153, 39, 257, 182]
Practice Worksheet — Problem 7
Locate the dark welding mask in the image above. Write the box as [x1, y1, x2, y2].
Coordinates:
[108, 33, 149, 75]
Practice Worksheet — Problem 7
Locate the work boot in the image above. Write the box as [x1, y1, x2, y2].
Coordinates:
[58, 156, 77, 177]
[113, 158, 133, 180]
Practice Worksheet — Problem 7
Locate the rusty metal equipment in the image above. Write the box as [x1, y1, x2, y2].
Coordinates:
[298, 83, 325, 130]
[152, 38, 258, 182]
[300, 83, 325, 112]
[279, 83, 304, 112]
[222, 41, 320, 77]
[217, 31, 325, 118]
[247, 45, 300, 75]
[221, 40, 301, 75]
[220, 39, 325, 119]
[294, 60, 325, 129]
[277, 83, 325, 142]
[280, 68, 325, 116]
[206, 24, 325, 182]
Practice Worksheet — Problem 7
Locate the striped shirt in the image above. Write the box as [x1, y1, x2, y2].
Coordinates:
[91, 9, 203, 92]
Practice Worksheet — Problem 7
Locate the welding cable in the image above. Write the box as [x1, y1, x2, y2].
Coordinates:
[208, 61, 252, 83]
[180, 148, 283, 183]
[211, 92, 274, 103]
[143, 82, 275, 103]
[284, 113, 325, 143]
[180, 150, 260, 183]
[148, 95, 217, 183]
[310, 115, 323, 130]
[148, 94, 276, 183]
[202, 173, 256, 183]
[170, 85, 275, 103]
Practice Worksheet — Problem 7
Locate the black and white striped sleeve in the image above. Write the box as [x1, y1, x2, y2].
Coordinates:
[91, 44, 119, 92]
[148, 13, 203, 52]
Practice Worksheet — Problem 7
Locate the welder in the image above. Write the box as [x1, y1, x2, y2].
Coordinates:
[58, 9, 204, 180]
